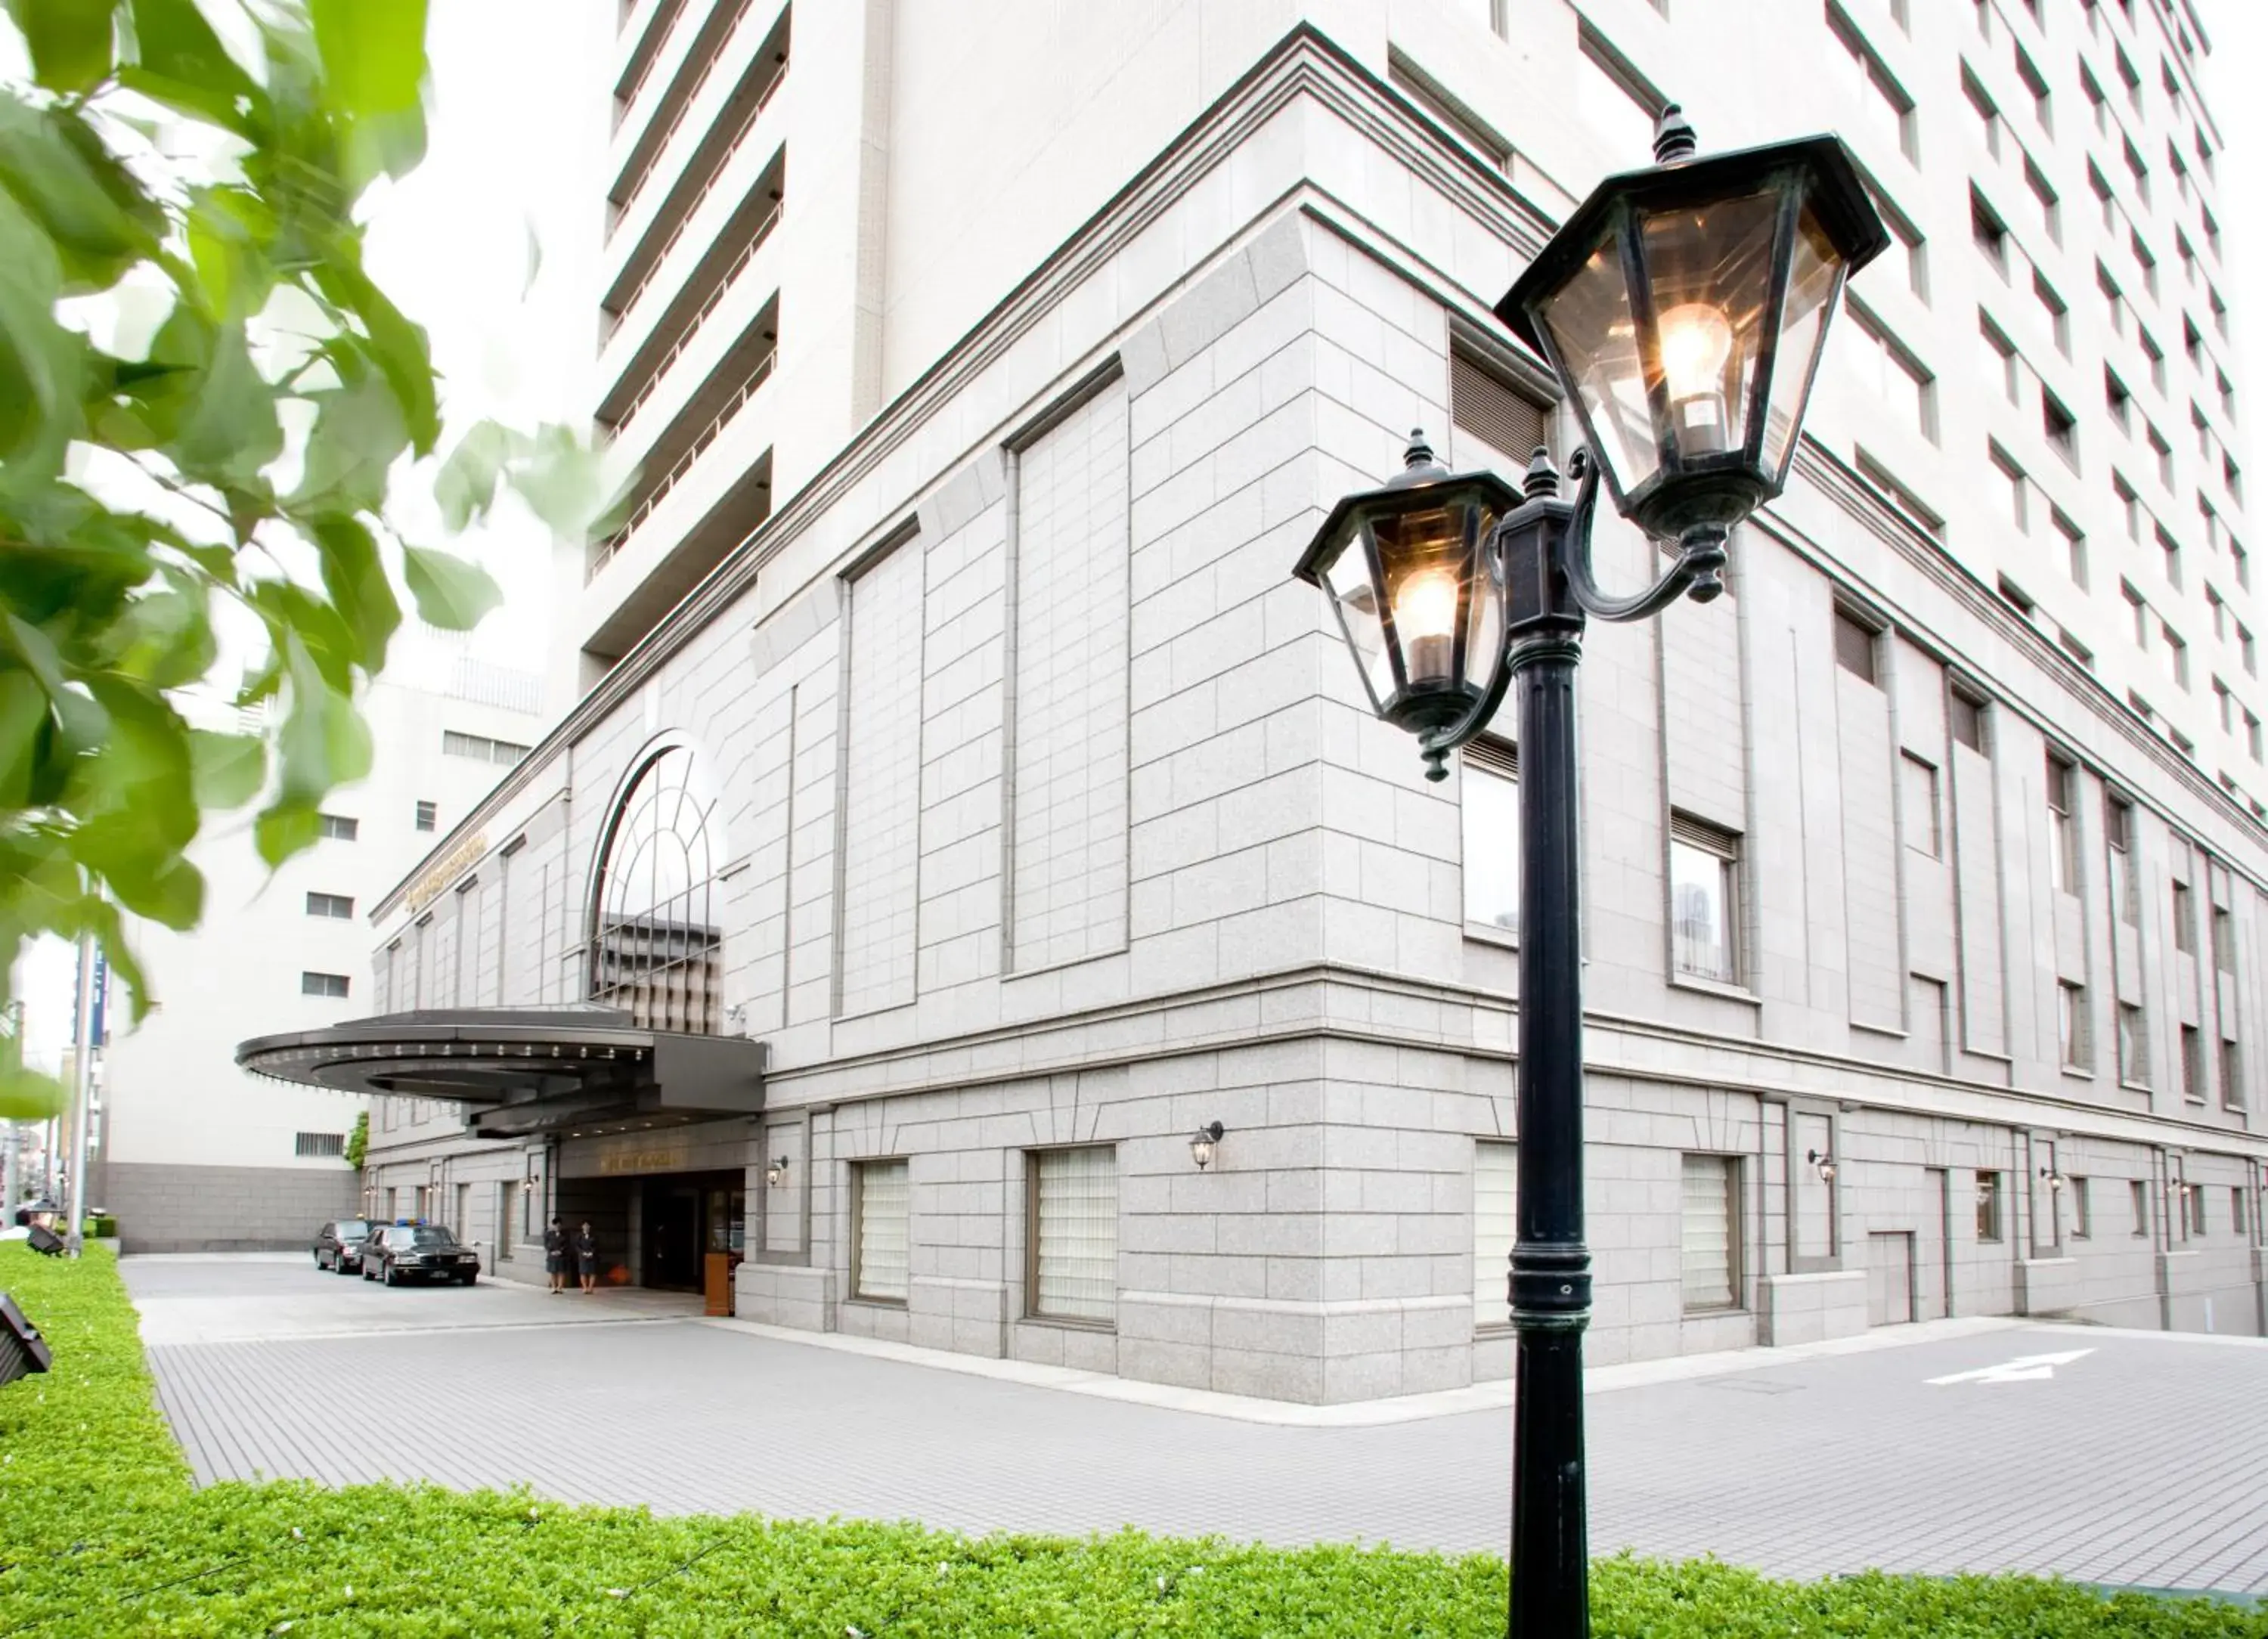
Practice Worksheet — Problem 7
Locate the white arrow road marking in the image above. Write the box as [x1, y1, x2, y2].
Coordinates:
[1926, 1348, 2095, 1386]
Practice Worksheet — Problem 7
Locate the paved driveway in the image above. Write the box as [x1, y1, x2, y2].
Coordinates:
[122, 1256, 2268, 1593]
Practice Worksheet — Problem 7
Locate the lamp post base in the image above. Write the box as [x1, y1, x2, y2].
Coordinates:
[1510, 1321, 1591, 1637]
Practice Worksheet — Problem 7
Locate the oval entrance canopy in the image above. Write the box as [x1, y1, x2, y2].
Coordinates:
[236, 1005, 766, 1140]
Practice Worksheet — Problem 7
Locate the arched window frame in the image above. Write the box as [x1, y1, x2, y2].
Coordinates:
[584, 733, 727, 1034]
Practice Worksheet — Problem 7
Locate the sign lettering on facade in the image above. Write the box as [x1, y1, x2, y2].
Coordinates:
[406, 833, 488, 915]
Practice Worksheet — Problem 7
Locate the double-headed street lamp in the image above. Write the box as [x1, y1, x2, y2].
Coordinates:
[1296, 109, 1886, 1636]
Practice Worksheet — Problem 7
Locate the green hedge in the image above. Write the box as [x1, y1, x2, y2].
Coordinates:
[0, 1244, 2261, 1637]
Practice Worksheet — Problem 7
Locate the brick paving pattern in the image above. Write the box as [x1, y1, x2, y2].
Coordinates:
[124, 1259, 2268, 1592]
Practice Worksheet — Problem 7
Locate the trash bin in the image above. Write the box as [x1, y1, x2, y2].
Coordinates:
[703, 1251, 735, 1317]
[0, 1292, 52, 1390]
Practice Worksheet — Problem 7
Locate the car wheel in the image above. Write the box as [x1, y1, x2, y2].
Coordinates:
[383, 1263, 398, 1287]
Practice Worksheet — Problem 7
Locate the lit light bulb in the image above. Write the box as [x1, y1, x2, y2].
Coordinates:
[1393, 565, 1461, 683]
[1656, 301, 1735, 456]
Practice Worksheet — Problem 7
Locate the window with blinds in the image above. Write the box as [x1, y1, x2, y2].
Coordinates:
[1680, 1153, 1739, 1311]
[854, 1159, 910, 1303]
[1030, 1147, 1117, 1323]
[1451, 352, 1549, 476]
[1473, 1141, 1517, 1329]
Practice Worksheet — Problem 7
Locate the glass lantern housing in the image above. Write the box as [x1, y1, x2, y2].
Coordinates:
[1294, 436, 1523, 738]
[1495, 127, 1888, 546]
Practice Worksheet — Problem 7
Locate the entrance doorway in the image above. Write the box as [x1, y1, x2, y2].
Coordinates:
[640, 1170, 745, 1292]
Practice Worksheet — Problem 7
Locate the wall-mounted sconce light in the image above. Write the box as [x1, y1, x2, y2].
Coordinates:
[765, 1155, 789, 1188]
[1189, 1122, 1226, 1172]
[2037, 1164, 2066, 1191]
[1805, 1148, 1837, 1184]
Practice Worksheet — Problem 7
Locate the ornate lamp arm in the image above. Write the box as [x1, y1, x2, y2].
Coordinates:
[1556, 451, 1727, 622]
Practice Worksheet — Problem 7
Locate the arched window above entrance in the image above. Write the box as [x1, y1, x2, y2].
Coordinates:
[589, 742, 723, 1034]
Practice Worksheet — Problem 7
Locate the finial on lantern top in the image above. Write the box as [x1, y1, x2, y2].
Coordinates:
[1522, 445, 1560, 500]
[1653, 104, 1697, 164]
[1404, 428, 1435, 469]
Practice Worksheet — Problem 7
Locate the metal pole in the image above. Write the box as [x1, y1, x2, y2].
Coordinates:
[1505, 520, 1592, 1635]
[64, 931, 96, 1256]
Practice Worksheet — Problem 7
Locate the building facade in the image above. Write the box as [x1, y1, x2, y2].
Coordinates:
[101, 652, 545, 1252]
[279, 0, 2268, 1400]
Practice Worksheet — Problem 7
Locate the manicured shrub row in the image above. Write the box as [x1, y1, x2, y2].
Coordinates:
[1, 1244, 2261, 1637]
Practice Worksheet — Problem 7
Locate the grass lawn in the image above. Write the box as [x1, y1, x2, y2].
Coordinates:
[0, 1243, 2260, 1636]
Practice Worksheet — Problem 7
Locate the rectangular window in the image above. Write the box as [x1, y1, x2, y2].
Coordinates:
[1961, 63, 2002, 157]
[852, 1158, 911, 1303]
[2014, 45, 2050, 129]
[1833, 608, 1879, 683]
[2181, 1024, 2205, 1102]
[316, 813, 359, 841]
[293, 1131, 345, 1159]
[2033, 273, 2069, 355]
[1970, 191, 2009, 273]
[2172, 879, 2196, 953]
[2104, 367, 2132, 429]
[415, 800, 438, 832]
[2041, 392, 2077, 464]
[1901, 753, 1940, 857]
[2056, 512, 2088, 587]
[1976, 1171, 2003, 1242]
[305, 891, 355, 919]
[1950, 686, 1988, 754]
[441, 730, 532, 767]
[1669, 814, 1740, 984]
[1461, 739, 1520, 937]
[2024, 156, 2059, 243]
[2059, 981, 2090, 1070]
[1832, 11, 1917, 160]
[2046, 753, 2077, 892]
[2188, 1181, 2207, 1237]
[301, 971, 350, 999]
[2131, 1178, 2151, 1237]
[2212, 906, 2236, 973]
[1680, 1154, 1740, 1312]
[1029, 1147, 1117, 1323]
[1991, 445, 2028, 534]
[2071, 1176, 2092, 1238]
[2234, 1188, 2248, 1238]
[2222, 1039, 2245, 1111]
[1473, 1141, 1516, 1328]
[2118, 1002, 2149, 1085]
[1978, 312, 2017, 401]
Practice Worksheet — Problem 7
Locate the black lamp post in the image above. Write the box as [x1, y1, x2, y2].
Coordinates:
[1294, 109, 1885, 1637]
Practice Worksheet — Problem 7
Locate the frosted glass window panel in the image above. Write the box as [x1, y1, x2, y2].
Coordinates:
[1681, 1153, 1738, 1310]
[855, 1160, 911, 1302]
[1473, 1141, 1517, 1327]
[1033, 1147, 1118, 1322]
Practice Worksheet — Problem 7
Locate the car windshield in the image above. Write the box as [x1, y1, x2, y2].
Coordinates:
[396, 1227, 458, 1247]
[336, 1221, 370, 1237]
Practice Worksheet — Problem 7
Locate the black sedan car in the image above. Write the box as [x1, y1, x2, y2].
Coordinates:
[311, 1219, 372, 1274]
[362, 1222, 479, 1286]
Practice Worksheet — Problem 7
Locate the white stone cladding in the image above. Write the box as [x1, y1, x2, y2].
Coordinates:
[355, 14, 2268, 1401]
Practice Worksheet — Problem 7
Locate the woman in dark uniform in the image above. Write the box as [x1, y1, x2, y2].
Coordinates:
[575, 1221, 600, 1294]
[544, 1217, 568, 1295]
